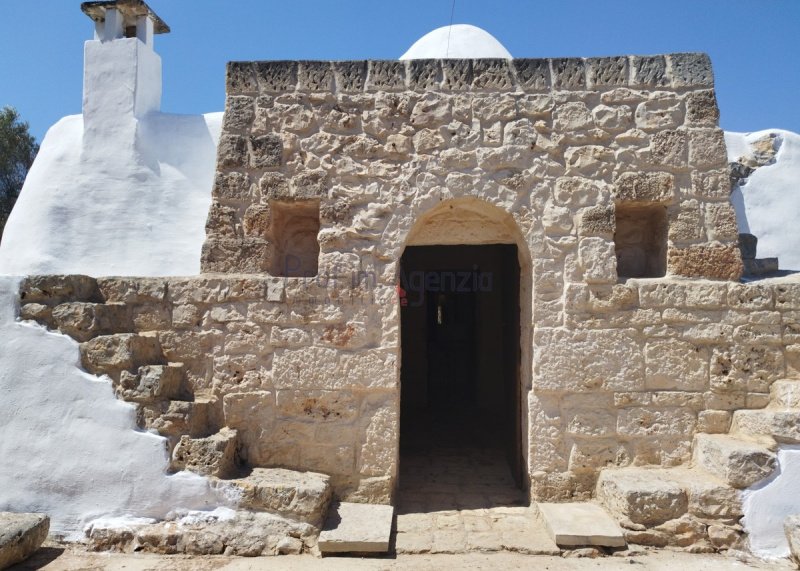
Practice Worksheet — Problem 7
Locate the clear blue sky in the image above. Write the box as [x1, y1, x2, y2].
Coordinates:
[1, 0, 798, 141]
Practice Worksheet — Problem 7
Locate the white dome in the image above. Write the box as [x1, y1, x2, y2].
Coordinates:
[400, 24, 512, 60]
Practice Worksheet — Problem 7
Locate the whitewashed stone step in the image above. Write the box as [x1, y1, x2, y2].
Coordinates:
[537, 502, 625, 547]
[771, 380, 800, 409]
[0, 512, 50, 569]
[693, 433, 777, 488]
[318, 502, 394, 554]
[731, 409, 800, 444]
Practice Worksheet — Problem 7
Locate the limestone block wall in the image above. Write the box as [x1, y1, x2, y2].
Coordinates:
[20, 54, 799, 507]
[531, 277, 800, 499]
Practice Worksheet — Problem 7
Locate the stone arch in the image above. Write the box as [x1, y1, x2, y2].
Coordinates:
[394, 197, 533, 493]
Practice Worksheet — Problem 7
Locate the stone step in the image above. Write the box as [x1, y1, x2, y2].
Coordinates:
[21, 301, 131, 342]
[19, 274, 101, 305]
[731, 408, 800, 444]
[537, 502, 625, 548]
[596, 466, 743, 549]
[771, 380, 800, 409]
[218, 468, 332, 526]
[171, 427, 238, 478]
[0, 512, 50, 569]
[86, 509, 317, 556]
[318, 502, 394, 554]
[138, 395, 214, 443]
[80, 332, 164, 380]
[597, 467, 688, 528]
[117, 363, 186, 403]
[692, 433, 777, 489]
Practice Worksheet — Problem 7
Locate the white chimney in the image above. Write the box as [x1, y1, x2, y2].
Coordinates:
[80, 0, 170, 138]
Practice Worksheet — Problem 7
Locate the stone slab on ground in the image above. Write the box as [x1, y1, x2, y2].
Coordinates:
[537, 502, 626, 548]
[319, 502, 394, 554]
[0, 512, 50, 570]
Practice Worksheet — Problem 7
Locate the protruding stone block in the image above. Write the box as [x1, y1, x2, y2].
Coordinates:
[118, 363, 184, 403]
[80, 333, 163, 379]
[51, 302, 130, 342]
[692, 434, 777, 488]
[172, 427, 238, 478]
[731, 409, 800, 444]
[225, 468, 332, 525]
[538, 502, 626, 547]
[318, 502, 394, 554]
[597, 468, 688, 526]
[19, 275, 101, 305]
[670, 53, 714, 87]
[0, 512, 50, 570]
[668, 244, 743, 281]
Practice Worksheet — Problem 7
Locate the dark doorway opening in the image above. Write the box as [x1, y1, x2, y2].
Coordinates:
[398, 244, 523, 506]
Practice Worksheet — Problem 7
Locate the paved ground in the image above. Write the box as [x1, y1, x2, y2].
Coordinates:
[14, 410, 796, 569]
[395, 443, 555, 554]
[394, 407, 556, 554]
[13, 545, 794, 570]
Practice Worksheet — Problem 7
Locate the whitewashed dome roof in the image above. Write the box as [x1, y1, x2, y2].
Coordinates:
[400, 24, 512, 60]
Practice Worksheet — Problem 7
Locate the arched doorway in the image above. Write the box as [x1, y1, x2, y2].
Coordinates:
[397, 198, 530, 500]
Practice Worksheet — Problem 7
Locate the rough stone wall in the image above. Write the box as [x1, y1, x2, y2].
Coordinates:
[20, 54, 799, 507]
[531, 277, 800, 500]
[18, 274, 800, 506]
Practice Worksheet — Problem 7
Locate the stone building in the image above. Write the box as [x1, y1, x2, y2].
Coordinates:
[4, 0, 800, 560]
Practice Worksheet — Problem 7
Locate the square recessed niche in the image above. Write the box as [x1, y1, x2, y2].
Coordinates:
[270, 201, 320, 277]
[614, 204, 667, 278]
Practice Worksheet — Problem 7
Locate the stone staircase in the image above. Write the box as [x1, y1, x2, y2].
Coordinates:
[18, 275, 340, 555]
[597, 378, 800, 552]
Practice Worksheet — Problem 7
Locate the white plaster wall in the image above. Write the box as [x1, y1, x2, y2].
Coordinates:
[0, 110, 221, 277]
[726, 129, 800, 270]
[742, 447, 800, 558]
[0, 276, 233, 536]
[0, 37, 226, 535]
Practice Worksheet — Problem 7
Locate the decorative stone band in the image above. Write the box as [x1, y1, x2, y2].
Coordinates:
[226, 54, 714, 96]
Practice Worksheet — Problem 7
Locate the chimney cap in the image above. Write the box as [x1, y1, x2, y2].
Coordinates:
[81, 0, 170, 34]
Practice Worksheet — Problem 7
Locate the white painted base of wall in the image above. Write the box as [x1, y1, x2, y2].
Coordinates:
[743, 446, 800, 558]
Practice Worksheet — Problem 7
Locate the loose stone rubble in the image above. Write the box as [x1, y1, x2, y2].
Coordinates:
[14, 52, 800, 556]
[0, 512, 50, 569]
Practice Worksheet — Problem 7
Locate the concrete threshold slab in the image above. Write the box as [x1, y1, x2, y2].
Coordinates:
[319, 502, 394, 554]
[537, 502, 626, 548]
